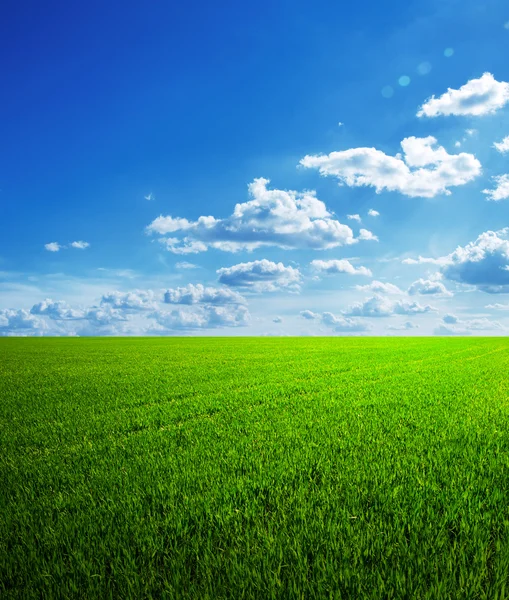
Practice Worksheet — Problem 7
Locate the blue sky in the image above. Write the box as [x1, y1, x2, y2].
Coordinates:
[2, 0, 509, 336]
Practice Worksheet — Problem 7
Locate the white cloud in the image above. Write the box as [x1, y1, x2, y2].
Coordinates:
[83, 305, 129, 326]
[0, 309, 47, 336]
[417, 73, 509, 117]
[164, 283, 246, 305]
[144, 193, 154, 201]
[355, 280, 403, 294]
[344, 295, 436, 317]
[435, 314, 504, 335]
[409, 230, 509, 293]
[273, 316, 283, 323]
[321, 312, 372, 332]
[402, 256, 449, 266]
[493, 136, 509, 154]
[149, 305, 250, 331]
[407, 278, 453, 297]
[300, 136, 481, 198]
[359, 228, 379, 241]
[175, 261, 199, 269]
[465, 129, 477, 136]
[367, 209, 379, 217]
[70, 241, 90, 249]
[1, 285, 252, 336]
[455, 141, 461, 148]
[45, 241, 90, 252]
[150, 217, 194, 233]
[483, 175, 509, 201]
[347, 214, 361, 222]
[300, 310, 319, 320]
[217, 259, 301, 292]
[31, 299, 84, 320]
[100, 290, 158, 311]
[310, 259, 372, 276]
[146, 178, 364, 253]
[160, 238, 208, 254]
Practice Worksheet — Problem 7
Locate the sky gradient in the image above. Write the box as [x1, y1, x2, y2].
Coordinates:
[2, 0, 509, 336]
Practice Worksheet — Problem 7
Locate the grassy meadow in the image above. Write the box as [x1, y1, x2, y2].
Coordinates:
[1, 337, 509, 599]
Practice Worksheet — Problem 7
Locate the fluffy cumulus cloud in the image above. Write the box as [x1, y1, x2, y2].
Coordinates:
[300, 309, 370, 332]
[70, 241, 90, 249]
[368, 209, 380, 217]
[28, 298, 134, 336]
[359, 229, 379, 241]
[149, 305, 250, 331]
[146, 178, 375, 253]
[310, 259, 372, 277]
[344, 295, 436, 317]
[100, 290, 158, 311]
[31, 299, 84, 320]
[163, 283, 246, 305]
[407, 278, 453, 297]
[417, 73, 509, 117]
[406, 230, 509, 293]
[483, 175, 509, 201]
[0, 309, 47, 336]
[494, 136, 509, 154]
[45, 242, 61, 252]
[300, 136, 481, 198]
[434, 314, 504, 336]
[355, 280, 403, 294]
[216, 259, 301, 292]
[0, 282, 253, 336]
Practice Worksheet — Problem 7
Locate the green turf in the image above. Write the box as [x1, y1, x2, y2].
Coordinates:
[1, 337, 509, 599]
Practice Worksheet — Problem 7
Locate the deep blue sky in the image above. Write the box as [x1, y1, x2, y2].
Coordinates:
[1, 0, 509, 336]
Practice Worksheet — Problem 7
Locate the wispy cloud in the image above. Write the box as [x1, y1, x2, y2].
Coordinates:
[483, 175, 509, 201]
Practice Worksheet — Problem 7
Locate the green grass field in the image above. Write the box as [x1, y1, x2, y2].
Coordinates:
[2, 337, 509, 599]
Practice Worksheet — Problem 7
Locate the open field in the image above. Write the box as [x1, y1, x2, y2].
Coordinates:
[1, 337, 509, 599]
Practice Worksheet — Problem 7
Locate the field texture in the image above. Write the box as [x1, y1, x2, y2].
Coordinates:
[1, 337, 509, 599]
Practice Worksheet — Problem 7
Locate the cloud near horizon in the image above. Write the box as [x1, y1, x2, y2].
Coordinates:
[300, 309, 371, 332]
[403, 230, 509, 293]
[343, 295, 436, 317]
